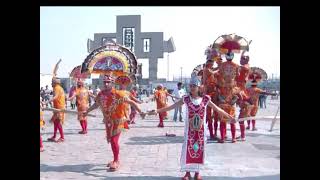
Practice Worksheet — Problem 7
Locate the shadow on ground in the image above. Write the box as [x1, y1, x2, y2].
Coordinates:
[103, 174, 280, 180]
[40, 163, 279, 180]
[125, 135, 184, 145]
[129, 125, 184, 128]
[246, 132, 280, 139]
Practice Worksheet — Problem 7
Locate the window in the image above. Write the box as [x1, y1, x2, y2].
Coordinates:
[102, 37, 116, 45]
[122, 27, 135, 52]
[143, 39, 150, 52]
[102, 37, 107, 45]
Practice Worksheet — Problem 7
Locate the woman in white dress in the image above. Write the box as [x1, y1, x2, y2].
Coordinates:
[153, 76, 233, 180]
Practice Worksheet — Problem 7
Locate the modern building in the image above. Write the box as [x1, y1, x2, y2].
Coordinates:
[87, 15, 176, 84]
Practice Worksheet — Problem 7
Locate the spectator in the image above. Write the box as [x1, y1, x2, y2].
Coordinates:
[172, 82, 186, 122]
[40, 87, 46, 102]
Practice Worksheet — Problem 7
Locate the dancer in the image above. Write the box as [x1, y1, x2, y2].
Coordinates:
[84, 75, 146, 171]
[68, 79, 92, 134]
[202, 58, 220, 140]
[129, 86, 141, 124]
[235, 53, 251, 141]
[47, 78, 66, 143]
[216, 52, 240, 143]
[154, 84, 178, 127]
[115, 75, 143, 126]
[246, 69, 277, 131]
[152, 76, 233, 180]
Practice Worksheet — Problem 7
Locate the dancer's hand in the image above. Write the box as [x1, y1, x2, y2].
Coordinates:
[147, 109, 157, 115]
[82, 111, 88, 117]
[140, 112, 146, 119]
[229, 118, 237, 123]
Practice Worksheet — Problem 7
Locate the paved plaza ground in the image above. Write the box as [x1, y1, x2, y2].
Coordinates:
[40, 97, 280, 180]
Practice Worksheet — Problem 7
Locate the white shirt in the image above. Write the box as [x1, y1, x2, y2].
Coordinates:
[173, 87, 186, 99]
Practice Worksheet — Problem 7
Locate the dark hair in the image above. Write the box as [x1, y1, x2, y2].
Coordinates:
[188, 84, 202, 97]
[206, 59, 214, 64]
[177, 82, 182, 86]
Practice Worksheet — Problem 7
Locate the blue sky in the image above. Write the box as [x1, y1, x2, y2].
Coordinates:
[40, 7, 280, 80]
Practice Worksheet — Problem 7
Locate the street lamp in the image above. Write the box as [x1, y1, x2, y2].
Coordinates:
[180, 67, 183, 82]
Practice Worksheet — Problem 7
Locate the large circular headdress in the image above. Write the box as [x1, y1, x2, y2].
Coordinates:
[191, 64, 205, 78]
[249, 67, 268, 82]
[212, 33, 250, 54]
[81, 42, 138, 77]
[69, 65, 90, 79]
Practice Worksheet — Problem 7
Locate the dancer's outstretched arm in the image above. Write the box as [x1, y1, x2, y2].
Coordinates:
[207, 101, 234, 120]
[156, 99, 184, 113]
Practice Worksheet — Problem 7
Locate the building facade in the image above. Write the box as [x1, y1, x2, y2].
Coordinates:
[87, 15, 175, 83]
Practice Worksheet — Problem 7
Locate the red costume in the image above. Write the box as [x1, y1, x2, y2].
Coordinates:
[212, 33, 251, 143]
[216, 55, 240, 143]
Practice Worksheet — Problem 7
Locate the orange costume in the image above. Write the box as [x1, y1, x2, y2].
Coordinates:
[115, 89, 131, 129]
[245, 68, 275, 131]
[246, 86, 264, 131]
[48, 80, 66, 143]
[236, 54, 251, 140]
[80, 42, 142, 171]
[115, 75, 136, 128]
[75, 85, 90, 134]
[40, 111, 45, 128]
[94, 85, 134, 170]
[95, 88, 130, 142]
[52, 84, 66, 123]
[154, 85, 170, 127]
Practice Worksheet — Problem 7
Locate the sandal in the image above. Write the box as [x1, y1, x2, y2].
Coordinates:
[106, 161, 113, 167]
[194, 173, 202, 180]
[47, 137, 56, 142]
[56, 138, 64, 143]
[109, 161, 120, 171]
[182, 172, 192, 180]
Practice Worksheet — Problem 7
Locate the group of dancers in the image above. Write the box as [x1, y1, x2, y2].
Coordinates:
[40, 35, 277, 179]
